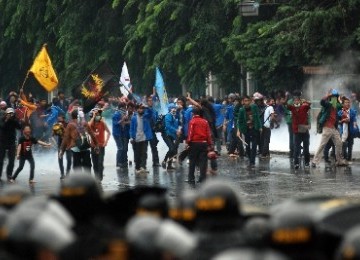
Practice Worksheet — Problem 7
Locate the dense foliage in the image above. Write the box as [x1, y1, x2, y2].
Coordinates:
[1, 0, 360, 98]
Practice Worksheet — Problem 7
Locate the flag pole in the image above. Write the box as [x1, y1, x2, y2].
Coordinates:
[19, 70, 30, 91]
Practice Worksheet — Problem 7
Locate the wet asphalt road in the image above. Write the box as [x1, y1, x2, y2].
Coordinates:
[3, 128, 360, 209]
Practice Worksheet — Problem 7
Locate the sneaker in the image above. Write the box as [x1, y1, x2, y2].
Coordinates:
[336, 160, 348, 167]
[140, 167, 149, 173]
[161, 161, 166, 169]
[29, 180, 37, 184]
[294, 164, 300, 169]
[135, 169, 142, 174]
[167, 165, 176, 171]
[311, 162, 316, 168]
[304, 163, 310, 168]
[60, 175, 65, 180]
[9, 179, 14, 183]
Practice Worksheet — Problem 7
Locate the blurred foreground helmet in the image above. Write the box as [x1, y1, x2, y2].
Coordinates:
[0, 185, 30, 209]
[269, 195, 360, 260]
[125, 215, 162, 260]
[213, 248, 289, 260]
[337, 226, 360, 260]
[5, 196, 75, 257]
[104, 185, 167, 227]
[195, 179, 241, 219]
[193, 180, 246, 260]
[169, 190, 197, 231]
[137, 194, 168, 218]
[54, 174, 104, 222]
[156, 220, 197, 259]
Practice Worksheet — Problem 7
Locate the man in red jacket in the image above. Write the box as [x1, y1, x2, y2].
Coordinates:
[285, 96, 311, 169]
[186, 107, 213, 183]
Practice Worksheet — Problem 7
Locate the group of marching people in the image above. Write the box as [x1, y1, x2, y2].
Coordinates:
[0, 86, 359, 183]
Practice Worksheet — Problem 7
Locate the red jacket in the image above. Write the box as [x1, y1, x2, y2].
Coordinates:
[288, 104, 311, 133]
[187, 115, 212, 145]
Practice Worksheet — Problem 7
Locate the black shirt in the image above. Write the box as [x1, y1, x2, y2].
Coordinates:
[18, 136, 38, 157]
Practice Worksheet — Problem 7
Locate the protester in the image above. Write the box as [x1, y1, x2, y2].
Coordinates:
[0, 107, 22, 180]
[237, 95, 262, 168]
[186, 107, 213, 183]
[146, 94, 161, 167]
[52, 114, 72, 179]
[311, 89, 348, 167]
[89, 108, 111, 181]
[285, 96, 311, 169]
[161, 104, 181, 171]
[130, 103, 153, 173]
[338, 96, 358, 162]
[260, 97, 275, 159]
[59, 109, 99, 174]
[10, 125, 51, 183]
[112, 102, 131, 168]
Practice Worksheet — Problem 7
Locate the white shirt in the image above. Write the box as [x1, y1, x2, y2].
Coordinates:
[263, 105, 274, 128]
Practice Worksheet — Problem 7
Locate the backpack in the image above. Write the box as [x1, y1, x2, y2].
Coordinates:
[153, 115, 166, 133]
[72, 122, 91, 150]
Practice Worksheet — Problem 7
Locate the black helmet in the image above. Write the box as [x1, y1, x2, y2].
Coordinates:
[104, 186, 167, 226]
[195, 179, 241, 219]
[136, 194, 168, 218]
[169, 190, 197, 230]
[54, 174, 104, 222]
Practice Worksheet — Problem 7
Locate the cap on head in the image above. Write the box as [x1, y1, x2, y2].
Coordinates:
[5, 108, 14, 114]
[253, 92, 263, 100]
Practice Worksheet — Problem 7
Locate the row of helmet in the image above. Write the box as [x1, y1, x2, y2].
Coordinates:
[0, 176, 359, 259]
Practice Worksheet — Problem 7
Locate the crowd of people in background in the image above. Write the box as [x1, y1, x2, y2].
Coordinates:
[0, 87, 360, 184]
[1, 87, 360, 259]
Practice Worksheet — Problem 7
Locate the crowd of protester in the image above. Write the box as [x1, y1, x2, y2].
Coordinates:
[1, 87, 360, 259]
[1, 87, 360, 183]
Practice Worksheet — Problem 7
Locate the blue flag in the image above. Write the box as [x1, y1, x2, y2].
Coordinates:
[155, 67, 169, 115]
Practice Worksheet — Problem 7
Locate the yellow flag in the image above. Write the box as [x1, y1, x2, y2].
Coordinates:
[29, 45, 58, 92]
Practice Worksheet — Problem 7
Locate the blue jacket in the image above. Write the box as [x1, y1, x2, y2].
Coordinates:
[46, 106, 65, 128]
[183, 107, 193, 138]
[213, 103, 225, 128]
[129, 109, 153, 141]
[338, 108, 358, 136]
[164, 113, 179, 139]
[225, 104, 234, 132]
[112, 110, 130, 138]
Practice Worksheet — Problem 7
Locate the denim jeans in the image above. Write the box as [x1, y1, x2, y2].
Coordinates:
[113, 135, 129, 166]
[244, 128, 259, 165]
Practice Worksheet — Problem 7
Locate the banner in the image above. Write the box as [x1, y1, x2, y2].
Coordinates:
[154, 67, 169, 115]
[72, 62, 117, 113]
[29, 45, 59, 92]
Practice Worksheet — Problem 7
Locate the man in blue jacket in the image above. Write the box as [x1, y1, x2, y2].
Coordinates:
[130, 103, 153, 173]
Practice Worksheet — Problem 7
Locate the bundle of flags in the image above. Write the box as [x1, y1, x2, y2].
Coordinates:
[72, 62, 118, 113]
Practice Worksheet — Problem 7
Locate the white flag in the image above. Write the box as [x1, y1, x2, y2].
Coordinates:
[119, 62, 131, 96]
